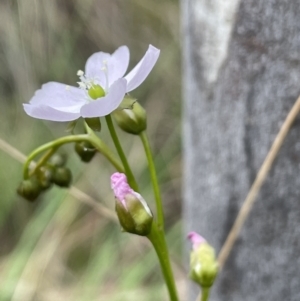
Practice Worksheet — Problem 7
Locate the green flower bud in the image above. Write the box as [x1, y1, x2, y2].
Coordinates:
[49, 153, 67, 167]
[17, 178, 41, 202]
[36, 165, 54, 190]
[115, 193, 153, 236]
[113, 99, 147, 135]
[188, 232, 218, 288]
[74, 141, 97, 163]
[52, 167, 72, 187]
[85, 117, 101, 132]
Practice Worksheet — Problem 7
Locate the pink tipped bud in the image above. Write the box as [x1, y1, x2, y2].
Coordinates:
[111, 173, 153, 236]
[111, 172, 133, 207]
[187, 231, 218, 288]
[188, 231, 207, 250]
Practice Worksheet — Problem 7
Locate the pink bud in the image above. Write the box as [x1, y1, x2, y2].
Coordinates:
[111, 172, 134, 207]
[188, 231, 207, 250]
[110, 172, 153, 236]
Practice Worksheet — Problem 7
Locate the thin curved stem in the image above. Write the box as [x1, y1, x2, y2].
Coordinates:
[87, 130, 124, 172]
[217, 95, 300, 270]
[0, 136, 119, 222]
[28, 147, 57, 177]
[23, 134, 124, 179]
[147, 223, 179, 301]
[139, 131, 164, 229]
[23, 135, 89, 179]
[105, 114, 139, 191]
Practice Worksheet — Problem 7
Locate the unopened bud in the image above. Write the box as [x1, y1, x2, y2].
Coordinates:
[52, 167, 72, 187]
[17, 178, 41, 202]
[113, 97, 147, 135]
[75, 141, 97, 163]
[188, 232, 218, 288]
[111, 173, 153, 236]
[36, 165, 54, 190]
[49, 153, 67, 167]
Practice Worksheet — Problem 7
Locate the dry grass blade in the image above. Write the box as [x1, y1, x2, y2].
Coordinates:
[195, 95, 300, 300]
[0, 138, 31, 166]
[217, 95, 300, 270]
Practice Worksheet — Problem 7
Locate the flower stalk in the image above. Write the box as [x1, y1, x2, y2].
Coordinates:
[147, 223, 179, 301]
[201, 288, 210, 301]
[23, 133, 124, 179]
[18, 42, 181, 301]
[28, 147, 57, 178]
[139, 131, 164, 229]
[105, 114, 139, 192]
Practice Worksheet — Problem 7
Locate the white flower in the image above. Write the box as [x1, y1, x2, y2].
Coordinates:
[23, 45, 160, 121]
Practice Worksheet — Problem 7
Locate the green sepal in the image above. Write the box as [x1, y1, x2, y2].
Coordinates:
[125, 194, 152, 235]
[116, 95, 137, 110]
[65, 120, 78, 133]
[115, 194, 153, 236]
[85, 117, 101, 132]
[115, 201, 136, 234]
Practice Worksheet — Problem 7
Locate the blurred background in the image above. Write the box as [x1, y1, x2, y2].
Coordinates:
[0, 1, 184, 300]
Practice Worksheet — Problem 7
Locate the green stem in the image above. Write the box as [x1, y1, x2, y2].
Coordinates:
[29, 147, 57, 177]
[105, 114, 139, 191]
[87, 130, 124, 172]
[147, 223, 179, 301]
[139, 131, 164, 229]
[23, 134, 124, 179]
[201, 287, 210, 301]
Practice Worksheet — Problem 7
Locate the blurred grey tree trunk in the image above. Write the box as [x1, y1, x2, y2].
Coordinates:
[181, 1, 300, 300]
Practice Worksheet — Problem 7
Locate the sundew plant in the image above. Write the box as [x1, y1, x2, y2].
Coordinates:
[2, 2, 299, 300]
[0, 2, 183, 301]
[16, 43, 218, 301]
[15, 37, 300, 300]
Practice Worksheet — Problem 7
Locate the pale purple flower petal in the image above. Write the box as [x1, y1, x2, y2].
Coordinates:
[108, 46, 130, 84]
[29, 82, 86, 108]
[23, 104, 81, 121]
[24, 82, 85, 121]
[80, 79, 126, 118]
[188, 231, 207, 250]
[85, 46, 130, 87]
[85, 52, 110, 87]
[125, 45, 160, 92]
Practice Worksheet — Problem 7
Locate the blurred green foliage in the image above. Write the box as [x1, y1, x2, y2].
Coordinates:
[0, 1, 183, 300]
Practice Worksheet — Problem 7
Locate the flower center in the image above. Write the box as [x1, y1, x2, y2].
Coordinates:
[76, 70, 105, 101]
[88, 84, 105, 100]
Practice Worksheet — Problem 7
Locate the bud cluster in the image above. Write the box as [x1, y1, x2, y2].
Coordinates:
[17, 153, 72, 202]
